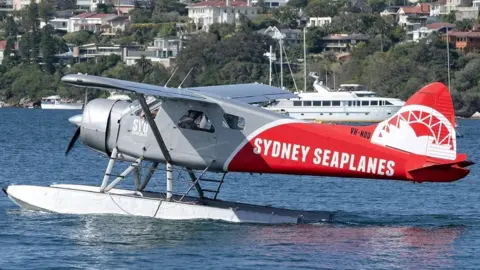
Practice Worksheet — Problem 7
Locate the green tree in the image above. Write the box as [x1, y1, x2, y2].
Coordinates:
[287, 0, 307, 8]
[63, 31, 93, 46]
[5, 16, 18, 38]
[273, 6, 298, 28]
[40, 24, 56, 73]
[135, 55, 153, 77]
[39, 0, 54, 24]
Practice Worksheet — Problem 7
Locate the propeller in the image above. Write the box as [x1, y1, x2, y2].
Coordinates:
[65, 113, 83, 156]
[65, 126, 80, 156]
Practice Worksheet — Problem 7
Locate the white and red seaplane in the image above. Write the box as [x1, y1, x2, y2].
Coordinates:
[3, 74, 474, 224]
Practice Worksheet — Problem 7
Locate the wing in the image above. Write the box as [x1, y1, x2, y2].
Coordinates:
[61, 74, 210, 103]
[188, 83, 297, 104]
[61, 74, 297, 104]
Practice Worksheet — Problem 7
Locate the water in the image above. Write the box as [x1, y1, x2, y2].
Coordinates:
[0, 108, 479, 270]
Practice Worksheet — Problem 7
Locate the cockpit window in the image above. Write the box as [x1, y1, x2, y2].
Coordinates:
[222, 113, 245, 130]
[178, 110, 215, 133]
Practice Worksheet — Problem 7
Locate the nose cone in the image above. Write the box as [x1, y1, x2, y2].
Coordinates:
[68, 114, 83, 127]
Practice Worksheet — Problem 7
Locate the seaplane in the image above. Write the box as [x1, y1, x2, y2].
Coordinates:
[2, 74, 474, 224]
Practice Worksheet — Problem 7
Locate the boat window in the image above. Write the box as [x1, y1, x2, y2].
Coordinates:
[371, 100, 378, 106]
[222, 113, 245, 130]
[348, 101, 352, 106]
[313, 101, 322, 106]
[323, 101, 331, 106]
[178, 110, 215, 133]
[303, 101, 312, 106]
[356, 101, 361, 106]
[332, 101, 341, 106]
[361, 101, 369, 106]
[385, 101, 393, 105]
[293, 101, 302, 106]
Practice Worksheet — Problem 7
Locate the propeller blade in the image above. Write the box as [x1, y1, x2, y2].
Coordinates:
[65, 127, 80, 156]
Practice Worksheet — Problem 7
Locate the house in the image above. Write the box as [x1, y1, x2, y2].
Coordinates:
[442, 31, 480, 54]
[0, 39, 19, 64]
[259, 27, 302, 46]
[40, 18, 70, 32]
[430, 0, 447, 16]
[407, 22, 456, 42]
[68, 13, 129, 34]
[446, 0, 473, 13]
[124, 37, 182, 68]
[186, 0, 261, 32]
[397, 3, 430, 30]
[72, 43, 143, 60]
[380, 6, 400, 22]
[0, 0, 13, 12]
[13, 0, 38, 10]
[251, 0, 288, 7]
[455, 6, 479, 20]
[320, 33, 368, 53]
[307, 17, 332, 28]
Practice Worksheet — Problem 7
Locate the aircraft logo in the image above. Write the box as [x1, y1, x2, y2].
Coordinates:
[371, 104, 456, 160]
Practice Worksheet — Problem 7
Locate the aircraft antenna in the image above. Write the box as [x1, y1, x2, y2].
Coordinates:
[164, 66, 179, 87]
[178, 68, 193, 89]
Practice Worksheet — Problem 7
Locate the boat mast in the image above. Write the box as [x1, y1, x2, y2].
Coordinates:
[446, 26, 451, 92]
[280, 37, 283, 89]
[269, 45, 272, 86]
[303, 27, 307, 92]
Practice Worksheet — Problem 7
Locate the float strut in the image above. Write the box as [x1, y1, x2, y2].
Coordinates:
[166, 162, 173, 201]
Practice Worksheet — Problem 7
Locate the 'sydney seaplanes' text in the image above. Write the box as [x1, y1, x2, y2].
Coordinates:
[253, 138, 395, 176]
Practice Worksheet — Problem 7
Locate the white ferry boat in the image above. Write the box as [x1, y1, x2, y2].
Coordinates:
[264, 73, 405, 122]
[41, 95, 83, 110]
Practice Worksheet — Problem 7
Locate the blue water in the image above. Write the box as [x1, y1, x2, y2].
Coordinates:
[0, 108, 479, 270]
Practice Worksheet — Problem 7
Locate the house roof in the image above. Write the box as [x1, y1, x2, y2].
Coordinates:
[72, 12, 116, 19]
[399, 3, 430, 14]
[447, 31, 480, 38]
[188, 0, 249, 8]
[427, 22, 456, 30]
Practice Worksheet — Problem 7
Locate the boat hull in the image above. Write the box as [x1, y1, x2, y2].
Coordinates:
[3, 184, 333, 224]
[41, 103, 83, 110]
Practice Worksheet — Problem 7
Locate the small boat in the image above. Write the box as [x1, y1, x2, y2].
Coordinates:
[107, 91, 131, 101]
[41, 95, 83, 110]
[264, 73, 405, 123]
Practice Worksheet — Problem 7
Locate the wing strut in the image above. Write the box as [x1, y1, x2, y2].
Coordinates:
[136, 94, 172, 163]
[136, 94, 174, 200]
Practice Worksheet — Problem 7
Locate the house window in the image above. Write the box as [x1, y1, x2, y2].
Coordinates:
[178, 110, 215, 133]
[223, 113, 245, 130]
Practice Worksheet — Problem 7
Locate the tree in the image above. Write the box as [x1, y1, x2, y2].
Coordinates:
[63, 31, 93, 46]
[40, 24, 56, 73]
[39, 0, 54, 24]
[56, 0, 76, 10]
[286, 0, 307, 8]
[5, 16, 18, 38]
[135, 55, 153, 77]
[273, 6, 298, 28]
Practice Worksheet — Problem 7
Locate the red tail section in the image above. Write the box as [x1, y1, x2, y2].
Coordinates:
[370, 82, 457, 161]
[369, 82, 472, 182]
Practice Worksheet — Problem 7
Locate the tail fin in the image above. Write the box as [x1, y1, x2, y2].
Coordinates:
[370, 82, 457, 161]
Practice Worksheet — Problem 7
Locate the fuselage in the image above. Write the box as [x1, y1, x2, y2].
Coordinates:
[78, 95, 468, 184]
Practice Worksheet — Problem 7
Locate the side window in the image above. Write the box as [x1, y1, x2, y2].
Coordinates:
[223, 113, 245, 130]
[293, 101, 302, 106]
[178, 110, 215, 133]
